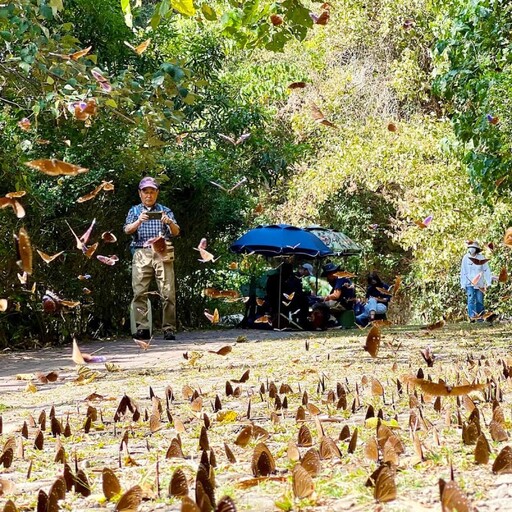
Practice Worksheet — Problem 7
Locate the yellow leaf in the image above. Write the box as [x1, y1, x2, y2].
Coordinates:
[25, 382, 37, 393]
[16, 373, 35, 381]
[47, 76, 55, 85]
[171, 0, 196, 17]
[365, 417, 400, 429]
[216, 410, 238, 423]
[105, 98, 118, 108]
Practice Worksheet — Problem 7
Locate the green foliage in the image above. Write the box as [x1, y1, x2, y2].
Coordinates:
[432, 0, 512, 194]
[0, 0, 309, 346]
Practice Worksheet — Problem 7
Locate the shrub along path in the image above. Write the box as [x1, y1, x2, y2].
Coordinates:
[0, 323, 512, 511]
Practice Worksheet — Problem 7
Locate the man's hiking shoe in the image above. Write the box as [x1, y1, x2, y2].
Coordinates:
[164, 331, 176, 340]
[134, 329, 151, 340]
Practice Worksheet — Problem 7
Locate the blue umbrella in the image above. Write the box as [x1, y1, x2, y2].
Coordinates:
[230, 224, 333, 258]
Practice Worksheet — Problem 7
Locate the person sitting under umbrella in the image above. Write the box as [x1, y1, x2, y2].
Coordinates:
[265, 262, 309, 329]
[355, 271, 391, 326]
[320, 262, 356, 312]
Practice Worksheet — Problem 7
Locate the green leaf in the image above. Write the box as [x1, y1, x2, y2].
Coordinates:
[171, 0, 196, 17]
[120, 0, 133, 28]
[49, 0, 64, 16]
[161, 63, 185, 81]
[201, 4, 217, 21]
[46, 76, 54, 85]
[105, 99, 118, 108]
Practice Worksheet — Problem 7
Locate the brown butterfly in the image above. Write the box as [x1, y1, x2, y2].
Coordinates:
[310, 9, 330, 25]
[97, 254, 119, 265]
[102, 467, 121, 500]
[17, 117, 31, 130]
[124, 38, 151, 55]
[209, 176, 248, 193]
[423, 318, 446, 331]
[288, 81, 306, 89]
[204, 309, 220, 324]
[169, 467, 189, 497]
[0, 197, 25, 218]
[77, 181, 114, 203]
[468, 256, 490, 265]
[101, 231, 117, 243]
[270, 14, 283, 26]
[439, 478, 471, 512]
[14, 227, 33, 275]
[333, 271, 356, 278]
[208, 345, 232, 356]
[292, 464, 314, 498]
[364, 326, 381, 357]
[35, 371, 59, 384]
[52, 46, 92, 60]
[366, 463, 397, 503]
[420, 346, 436, 367]
[251, 443, 276, 476]
[133, 338, 151, 351]
[217, 134, 251, 146]
[504, 227, 512, 247]
[254, 314, 272, 324]
[115, 485, 142, 511]
[37, 249, 64, 264]
[407, 377, 486, 397]
[91, 69, 112, 93]
[25, 159, 88, 176]
[310, 103, 336, 128]
[492, 445, 512, 474]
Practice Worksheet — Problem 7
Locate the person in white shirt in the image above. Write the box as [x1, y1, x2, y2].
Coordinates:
[460, 241, 492, 321]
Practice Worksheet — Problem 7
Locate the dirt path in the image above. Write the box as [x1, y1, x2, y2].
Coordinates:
[1, 324, 512, 511]
[0, 328, 304, 393]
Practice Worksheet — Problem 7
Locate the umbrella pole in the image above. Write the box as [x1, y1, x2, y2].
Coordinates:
[278, 263, 282, 329]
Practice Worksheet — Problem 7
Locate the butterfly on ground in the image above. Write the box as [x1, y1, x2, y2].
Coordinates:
[218, 133, 251, 145]
[209, 177, 248, 194]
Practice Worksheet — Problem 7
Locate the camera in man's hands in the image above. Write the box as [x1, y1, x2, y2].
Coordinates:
[146, 211, 163, 220]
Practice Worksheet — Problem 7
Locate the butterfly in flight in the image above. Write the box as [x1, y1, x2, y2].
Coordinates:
[209, 177, 248, 194]
[414, 215, 433, 229]
[218, 133, 251, 145]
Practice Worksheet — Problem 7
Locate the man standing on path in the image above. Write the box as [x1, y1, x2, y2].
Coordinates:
[124, 177, 180, 340]
[460, 241, 492, 322]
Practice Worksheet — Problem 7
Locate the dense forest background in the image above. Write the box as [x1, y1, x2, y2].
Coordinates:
[1, 0, 512, 347]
